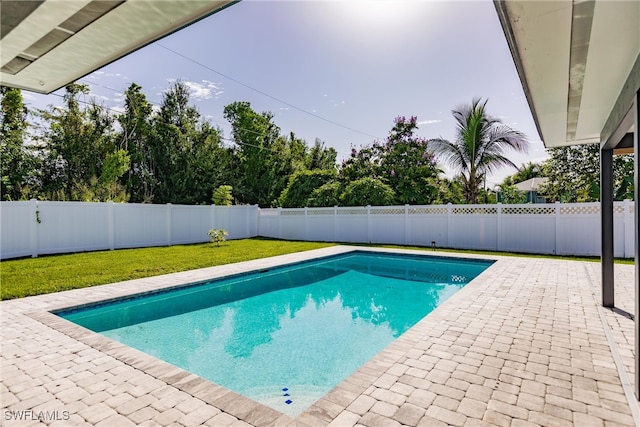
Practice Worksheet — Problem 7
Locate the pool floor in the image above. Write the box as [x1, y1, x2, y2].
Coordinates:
[57, 252, 491, 416]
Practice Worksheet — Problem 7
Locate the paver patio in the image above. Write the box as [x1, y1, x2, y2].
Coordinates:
[2, 246, 639, 426]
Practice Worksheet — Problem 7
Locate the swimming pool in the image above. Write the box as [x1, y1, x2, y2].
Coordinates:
[57, 251, 492, 417]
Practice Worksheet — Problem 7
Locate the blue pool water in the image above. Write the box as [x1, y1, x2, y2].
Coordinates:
[58, 251, 491, 416]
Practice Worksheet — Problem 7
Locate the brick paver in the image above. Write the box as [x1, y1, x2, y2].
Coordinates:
[2, 246, 639, 426]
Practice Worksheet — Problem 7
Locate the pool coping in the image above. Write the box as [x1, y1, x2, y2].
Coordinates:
[19, 245, 500, 426]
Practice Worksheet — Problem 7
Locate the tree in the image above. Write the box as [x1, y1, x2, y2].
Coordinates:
[338, 116, 443, 206]
[277, 169, 337, 207]
[499, 184, 526, 204]
[429, 98, 528, 204]
[212, 185, 233, 205]
[0, 86, 32, 200]
[117, 83, 154, 202]
[540, 143, 634, 202]
[224, 101, 305, 206]
[37, 83, 126, 201]
[502, 161, 542, 186]
[306, 138, 337, 171]
[149, 81, 227, 204]
[378, 116, 440, 204]
[307, 181, 341, 207]
[430, 176, 465, 204]
[339, 145, 382, 184]
[340, 177, 396, 206]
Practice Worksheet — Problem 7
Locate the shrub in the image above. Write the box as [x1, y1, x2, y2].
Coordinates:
[340, 177, 396, 206]
[208, 228, 229, 246]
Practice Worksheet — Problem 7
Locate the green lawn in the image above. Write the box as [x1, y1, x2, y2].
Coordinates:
[1, 238, 631, 300]
[0, 238, 335, 300]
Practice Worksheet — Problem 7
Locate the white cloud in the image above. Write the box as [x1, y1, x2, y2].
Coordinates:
[183, 80, 224, 101]
[417, 119, 442, 125]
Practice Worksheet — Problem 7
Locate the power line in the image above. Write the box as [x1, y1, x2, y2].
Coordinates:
[156, 43, 382, 141]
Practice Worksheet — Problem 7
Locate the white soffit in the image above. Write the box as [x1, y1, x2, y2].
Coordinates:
[502, 1, 573, 148]
[576, 1, 639, 144]
[0, 0, 236, 94]
[499, 0, 640, 148]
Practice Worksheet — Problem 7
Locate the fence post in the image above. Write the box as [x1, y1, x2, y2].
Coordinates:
[30, 199, 38, 258]
[496, 203, 502, 252]
[367, 205, 372, 243]
[108, 201, 115, 250]
[211, 204, 216, 234]
[304, 207, 309, 241]
[245, 205, 250, 238]
[166, 203, 172, 246]
[624, 199, 633, 258]
[277, 207, 283, 240]
[404, 204, 409, 245]
[255, 205, 260, 237]
[333, 206, 338, 242]
[554, 201, 561, 255]
[447, 203, 453, 248]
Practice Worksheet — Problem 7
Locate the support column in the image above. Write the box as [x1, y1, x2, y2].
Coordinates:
[634, 89, 640, 399]
[601, 147, 614, 307]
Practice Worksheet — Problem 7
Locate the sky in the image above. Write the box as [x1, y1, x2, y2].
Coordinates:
[23, 0, 549, 188]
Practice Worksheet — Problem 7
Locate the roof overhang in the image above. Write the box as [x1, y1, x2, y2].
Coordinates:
[494, 0, 640, 148]
[0, 0, 237, 94]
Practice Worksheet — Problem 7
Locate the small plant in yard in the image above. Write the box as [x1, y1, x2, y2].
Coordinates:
[208, 229, 229, 246]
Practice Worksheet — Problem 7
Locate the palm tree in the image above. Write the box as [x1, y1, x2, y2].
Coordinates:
[429, 98, 528, 204]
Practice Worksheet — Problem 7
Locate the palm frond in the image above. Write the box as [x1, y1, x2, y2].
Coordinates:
[428, 137, 470, 173]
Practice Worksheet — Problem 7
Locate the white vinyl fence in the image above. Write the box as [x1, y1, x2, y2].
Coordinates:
[0, 200, 634, 260]
[0, 201, 259, 260]
[258, 201, 635, 258]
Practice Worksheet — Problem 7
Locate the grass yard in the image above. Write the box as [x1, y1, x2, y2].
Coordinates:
[0, 238, 335, 300]
[1, 238, 632, 300]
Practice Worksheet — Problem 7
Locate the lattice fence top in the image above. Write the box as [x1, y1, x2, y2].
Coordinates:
[370, 208, 404, 215]
[559, 205, 600, 215]
[336, 208, 368, 215]
[266, 202, 632, 217]
[502, 206, 555, 215]
[452, 207, 497, 215]
[281, 210, 305, 216]
[409, 207, 448, 215]
[306, 209, 335, 216]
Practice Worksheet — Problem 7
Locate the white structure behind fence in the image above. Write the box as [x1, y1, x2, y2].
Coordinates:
[0, 201, 258, 260]
[0, 200, 634, 260]
[258, 201, 635, 258]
